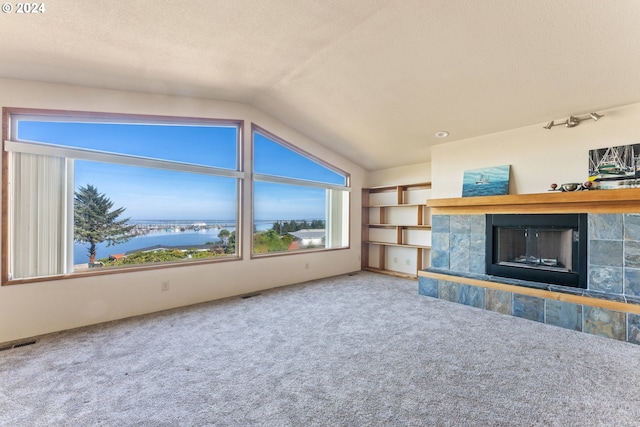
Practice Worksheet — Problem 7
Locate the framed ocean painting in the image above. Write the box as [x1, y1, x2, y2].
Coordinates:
[462, 165, 511, 197]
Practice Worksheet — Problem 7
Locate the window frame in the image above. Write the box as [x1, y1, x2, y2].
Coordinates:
[250, 124, 351, 258]
[2, 107, 244, 285]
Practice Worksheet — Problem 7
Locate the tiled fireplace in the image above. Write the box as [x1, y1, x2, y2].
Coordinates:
[419, 208, 640, 345]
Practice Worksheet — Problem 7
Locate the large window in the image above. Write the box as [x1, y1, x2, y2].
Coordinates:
[3, 109, 242, 282]
[252, 126, 349, 255]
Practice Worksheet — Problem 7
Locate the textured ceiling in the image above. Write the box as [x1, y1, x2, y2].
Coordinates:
[2, 0, 640, 170]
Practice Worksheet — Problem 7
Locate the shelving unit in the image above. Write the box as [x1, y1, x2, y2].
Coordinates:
[361, 182, 432, 279]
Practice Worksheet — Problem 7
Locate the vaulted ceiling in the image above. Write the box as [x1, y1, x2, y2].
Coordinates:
[2, 1, 640, 170]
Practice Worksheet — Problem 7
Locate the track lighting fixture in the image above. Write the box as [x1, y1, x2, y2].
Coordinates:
[543, 112, 603, 130]
[566, 116, 579, 127]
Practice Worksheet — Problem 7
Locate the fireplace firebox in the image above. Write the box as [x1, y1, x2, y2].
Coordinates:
[485, 214, 587, 288]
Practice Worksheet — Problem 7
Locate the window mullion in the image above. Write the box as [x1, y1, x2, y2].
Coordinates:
[5, 140, 244, 179]
[253, 173, 351, 192]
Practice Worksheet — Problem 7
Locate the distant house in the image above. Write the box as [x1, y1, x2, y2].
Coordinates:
[287, 229, 325, 248]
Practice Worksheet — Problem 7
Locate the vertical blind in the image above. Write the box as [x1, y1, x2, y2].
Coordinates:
[325, 189, 349, 249]
[10, 152, 67, 279]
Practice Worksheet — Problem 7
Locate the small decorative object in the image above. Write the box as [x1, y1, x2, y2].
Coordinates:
[549, 182, 592, 192]
[562, 183, 580, 191]
[462, 165, 510, 197]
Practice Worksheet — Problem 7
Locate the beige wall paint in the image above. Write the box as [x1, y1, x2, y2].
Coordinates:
[431, 102, 640, 198]
[0, 78, 364, 343]
[365, 162, 431, 188]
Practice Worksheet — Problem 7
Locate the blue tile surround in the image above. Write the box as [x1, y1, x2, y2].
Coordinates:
[419, 214, 640, 345]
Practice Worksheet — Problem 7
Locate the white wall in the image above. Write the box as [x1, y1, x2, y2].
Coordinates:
[431, 103, 640, 198]
[0, 78, 365, 343]
[366, 162, 431, 187]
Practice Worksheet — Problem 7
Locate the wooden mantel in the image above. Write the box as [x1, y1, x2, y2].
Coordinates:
[427, 187, 640, 214]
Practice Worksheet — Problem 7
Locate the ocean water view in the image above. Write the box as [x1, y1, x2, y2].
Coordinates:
[461, 180, 509, 197]
[73, 219, 277, 265]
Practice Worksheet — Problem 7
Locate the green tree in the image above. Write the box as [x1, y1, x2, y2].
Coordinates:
[254, 229, 288, 253]
[225, 230, 236, 254]
[281, 234, 294, 247]
[272, 221, 282, 235]
[271, 218, 325, 235]
[74, 184, 135, 265]
[311, 219, 325, 229]
[218, 228, 231, 244]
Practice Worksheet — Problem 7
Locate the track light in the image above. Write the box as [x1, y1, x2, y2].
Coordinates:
[543, 112, 604, 130]
[566, 116, 579, 127]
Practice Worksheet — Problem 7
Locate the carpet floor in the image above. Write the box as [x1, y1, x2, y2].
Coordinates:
[1, 271, 639, 426]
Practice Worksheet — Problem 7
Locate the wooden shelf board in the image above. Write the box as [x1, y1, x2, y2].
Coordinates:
[366, 182, 431, 191]
[364, 203, 427, 208]
[427, 188, 640, 214]
[363, 241, 431, 249]
[365, 224, 431, 229]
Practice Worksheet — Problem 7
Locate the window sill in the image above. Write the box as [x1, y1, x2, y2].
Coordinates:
[3, 255, 242, 286]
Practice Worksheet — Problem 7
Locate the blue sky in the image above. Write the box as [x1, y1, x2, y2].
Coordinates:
[18, 120, 344, 221]
[253, 132, 345, 186]
[19, 121, 238, 169]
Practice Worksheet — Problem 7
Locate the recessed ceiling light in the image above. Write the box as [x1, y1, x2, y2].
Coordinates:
[435, 131, 449, 138]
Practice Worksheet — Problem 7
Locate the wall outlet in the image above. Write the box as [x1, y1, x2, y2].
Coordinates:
[305, 262, 309, 270]
[405, 259, 411, 266]
[393, 257, 397, 264]
[161, 281, 170, 291]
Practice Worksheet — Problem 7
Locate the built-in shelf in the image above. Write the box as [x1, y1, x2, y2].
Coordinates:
[362, 182, 432, 278]
[363, 241, 430, 249]
[367, 204, 426, 208]
[427, 187, 640, 214]
[365, 224, 432, 229]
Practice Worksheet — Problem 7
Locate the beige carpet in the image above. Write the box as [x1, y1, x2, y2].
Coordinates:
[1, 271, 639, 426]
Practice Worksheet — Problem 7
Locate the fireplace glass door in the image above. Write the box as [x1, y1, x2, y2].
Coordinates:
[486, 214, 587, 288]
[496, 227, 574, 272]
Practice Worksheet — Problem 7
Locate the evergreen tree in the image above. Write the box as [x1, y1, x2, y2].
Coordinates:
[272, 221, 282, 235]
[225, 231, 236, 254]
[271, 218, 325, 235]
[254, 229, 288, 253]
[218, 228, 231, 244]
[74, 184, 135, 264]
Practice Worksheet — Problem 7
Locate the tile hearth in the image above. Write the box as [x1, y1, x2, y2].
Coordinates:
[419, 214, 640, 345]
